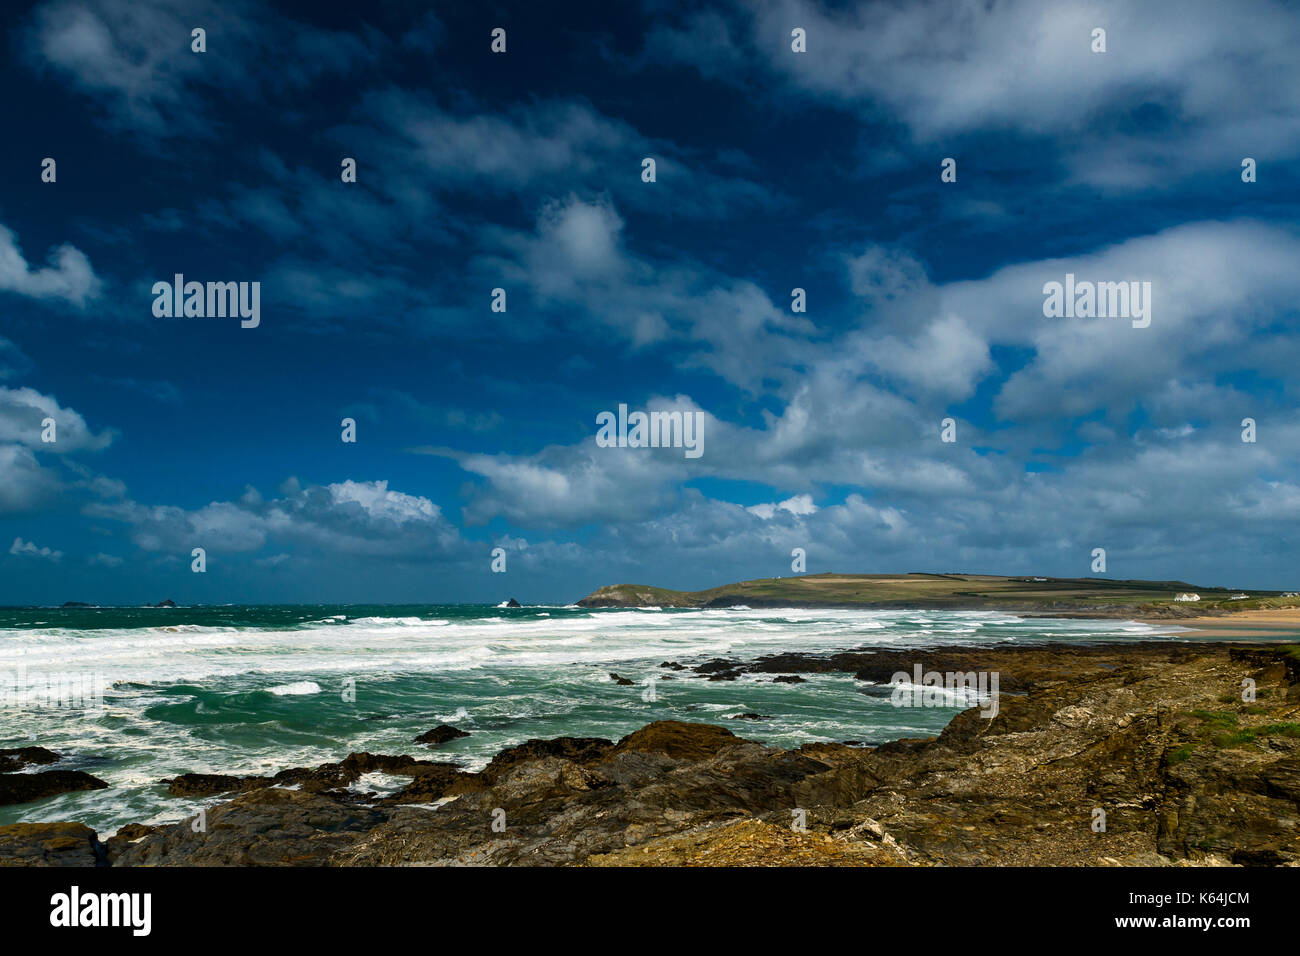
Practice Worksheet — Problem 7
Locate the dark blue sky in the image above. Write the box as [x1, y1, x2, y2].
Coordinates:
[2, 0, 1299, 604]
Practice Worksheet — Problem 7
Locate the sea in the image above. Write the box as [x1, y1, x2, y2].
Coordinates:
[0, 603, 1188, 832]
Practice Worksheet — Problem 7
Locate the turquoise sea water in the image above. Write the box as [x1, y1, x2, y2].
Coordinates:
[0, 603, 1188, 832]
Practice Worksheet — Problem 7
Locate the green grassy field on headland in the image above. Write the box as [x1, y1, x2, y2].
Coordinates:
[576, 572, 1300, 616]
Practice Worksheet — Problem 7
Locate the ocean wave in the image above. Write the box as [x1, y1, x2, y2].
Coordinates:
[346, 617, 449, 627]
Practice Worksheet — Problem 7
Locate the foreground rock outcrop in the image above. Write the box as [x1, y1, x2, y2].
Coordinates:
[4, 642, 1299, 866]
[0, 823, 105, 867]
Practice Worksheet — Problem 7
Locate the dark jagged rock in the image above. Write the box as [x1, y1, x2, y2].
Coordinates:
[153, 599, 177, 608]
[608, 672, 634, 686]
[0, 770, 108, 806]
[773, 675, 806, 684]
[694, 658, 741, 674]
[267, 752, 455, 798]
[0, 822, 105, 866]
[695, 658, 742, 681]
[660, 661, 685, 670]
[61, 601, 93, 608]
[167, 772, 273, 798]
[505, 598, 522, 608]
[415, 724, 470, 746]
[167, 752, 459, 799]
[730, 713, 769, 720]
[0, 746, 60, 773]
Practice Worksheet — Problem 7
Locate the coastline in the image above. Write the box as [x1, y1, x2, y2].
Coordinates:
[4, 638, 1298, 867]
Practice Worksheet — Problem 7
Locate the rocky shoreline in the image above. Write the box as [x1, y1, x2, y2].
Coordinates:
[2, 641, 1298, 866]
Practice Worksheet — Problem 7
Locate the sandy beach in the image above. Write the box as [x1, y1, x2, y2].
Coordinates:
[1146, 607, 1300, 639]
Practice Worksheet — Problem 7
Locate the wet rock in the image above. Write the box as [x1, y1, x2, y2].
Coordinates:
[275, 752, 454, 795]
[505, 598, 522, 608]
[415, 724, 470, 746]
[660, 661, 686, 671]
[730, 713, 769, 720]
[694, 658, 741, 675]
[167, 773, 273, 798]
[0, 770, 108, 806]
[609, 673, 634, 686]
[773, 675, 806, 684]
[751, 652, 845, 675]
[695, 658, 744, 680]
[168, 752, 457, 799]
[0, 746, 60, 772]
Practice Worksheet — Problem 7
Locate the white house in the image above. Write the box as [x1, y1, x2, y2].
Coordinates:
[1174, 593, 1200, 602]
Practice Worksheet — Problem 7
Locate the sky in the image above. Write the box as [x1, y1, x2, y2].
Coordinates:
[1, 0, 1299, 605]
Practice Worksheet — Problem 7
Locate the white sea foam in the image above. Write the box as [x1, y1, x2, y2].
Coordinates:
[0, 609, 1174, 706]
[348, 616, 440, 627]
[266, 680, 322, 696]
